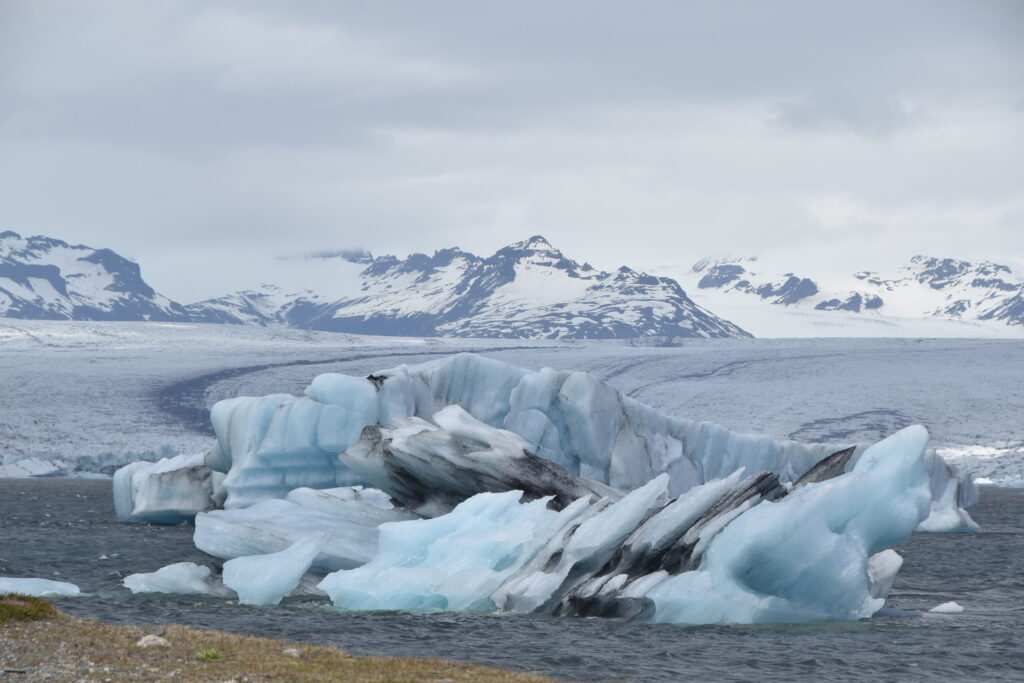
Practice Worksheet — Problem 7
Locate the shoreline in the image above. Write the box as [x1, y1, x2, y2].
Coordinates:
[0, 604, 553, 682]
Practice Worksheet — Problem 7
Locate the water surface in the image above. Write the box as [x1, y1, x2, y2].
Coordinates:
[1, 479, 1021, 682]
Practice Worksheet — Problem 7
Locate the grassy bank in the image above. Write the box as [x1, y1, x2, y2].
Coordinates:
[0, 595, 553, 682]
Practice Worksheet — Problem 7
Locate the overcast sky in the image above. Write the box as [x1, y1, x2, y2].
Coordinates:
[1, 0, 1022, 301]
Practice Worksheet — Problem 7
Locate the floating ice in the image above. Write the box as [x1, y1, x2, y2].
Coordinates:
[123, 562, 232, 596]
[867, 549, 903, 601]
[917, 461, 979, 532]
[194, 486, 414, 572]
[176, 353, 973, 529]
[644, 426, 931, 624]
[113, 453, 219, 524]
[317, 426, 933, 624]
[224, 533, 329, 606]
[929, 601, 965, 613]
[0, 577, 81, 597]
[0, 456, 62, 478]
[111, 353, 973, 624]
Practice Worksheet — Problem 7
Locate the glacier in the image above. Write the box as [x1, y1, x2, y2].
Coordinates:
[110, 352, 976, 624]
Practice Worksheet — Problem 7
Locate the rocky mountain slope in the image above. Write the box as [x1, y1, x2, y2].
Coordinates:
[0, 231, 188, 321]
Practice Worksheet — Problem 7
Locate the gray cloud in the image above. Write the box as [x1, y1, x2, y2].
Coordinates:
[0, 0, 1022, 301]
[768, 97, 930, 139]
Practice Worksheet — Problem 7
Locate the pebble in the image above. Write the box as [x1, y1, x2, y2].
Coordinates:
[135, 634, 171, 648]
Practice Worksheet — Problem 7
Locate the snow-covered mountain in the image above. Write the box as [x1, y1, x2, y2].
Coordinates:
[0, 231, 188, 321]
[192, 236, 750, 339]
[682, 255, 1024, 330]
[184, 284, 326, 326]
[0, 231, 748, 339]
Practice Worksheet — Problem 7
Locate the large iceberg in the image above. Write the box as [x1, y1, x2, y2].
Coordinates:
[318, 424, 931, 623]
[111, 352, 976, 624]
[152, 352, 971, 529]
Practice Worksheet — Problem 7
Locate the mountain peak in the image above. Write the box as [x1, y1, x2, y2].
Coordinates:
[506, 235, 554, 251]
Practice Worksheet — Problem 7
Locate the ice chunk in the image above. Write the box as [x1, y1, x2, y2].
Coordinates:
[317, 491, 582, 612]
[113, 453, 217, 524]
[316, 427, 931, 624]
[0, 456, 63, 478]
[0, 577, 81, 597]
[929, 601, 964, 613]
[123, 562, 232, 596]
[867, 550, 903, 600]
[319, 476, 669, 614]
[645, 426, 932, 624]
[916, 457, 979, 532]
[496, 475, 671, 615]
[340, 406, 621, 516]
[211, 394, 366, 509]
[194, 487, 415, 572]
[223, 533, 329, 606]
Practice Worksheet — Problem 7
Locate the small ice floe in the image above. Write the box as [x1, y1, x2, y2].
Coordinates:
[0, 577, 81, 597]
[929, 601, 964, 614]
[123, 562, 233, 597]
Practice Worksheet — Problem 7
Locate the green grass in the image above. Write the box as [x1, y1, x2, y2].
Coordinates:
[195, 647, 224, 662]
[0, 594, 58, 624]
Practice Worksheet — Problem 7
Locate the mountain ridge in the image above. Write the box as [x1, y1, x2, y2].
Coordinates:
[0, 231, 750, 340]
[685, 253, 1024, 327]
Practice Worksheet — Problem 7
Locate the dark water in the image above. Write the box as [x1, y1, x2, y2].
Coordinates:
[1, 479, 1022, 682]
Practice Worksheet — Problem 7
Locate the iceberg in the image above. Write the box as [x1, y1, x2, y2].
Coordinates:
[317, 425, 933, 624]
[111, 352, 974, 624]
[170, 352, 972, 529]
[0, 577, 81, 597]
[114, 453, 220, 524]
[929, 601, 964, 614]
[223, 533, 329, 606]
[123, 562, 232, 597]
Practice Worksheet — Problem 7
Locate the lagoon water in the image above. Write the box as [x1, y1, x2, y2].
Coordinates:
[1, 478, 1022, 682]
